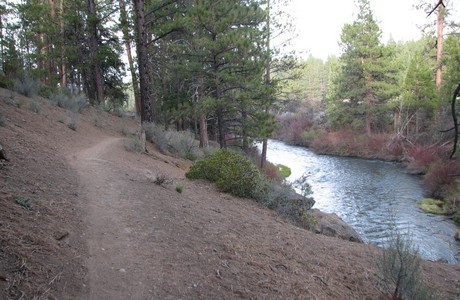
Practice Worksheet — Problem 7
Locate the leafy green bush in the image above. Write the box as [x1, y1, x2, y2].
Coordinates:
[186, 149, 263, 198]
[454, 211, 460, 224]
[0, 73, 13, 89]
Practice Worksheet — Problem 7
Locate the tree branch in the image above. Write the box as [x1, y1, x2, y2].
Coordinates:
[427, 0, 445, 17]
[449, 83, 460, 159]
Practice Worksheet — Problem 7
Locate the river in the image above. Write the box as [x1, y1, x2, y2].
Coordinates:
[263, 139, 460, 264]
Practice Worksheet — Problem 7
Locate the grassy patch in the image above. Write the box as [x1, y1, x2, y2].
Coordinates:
[175, 184, 184, 193]
[416, 198, 446, 214]
[14, 196, 32, 211]
[277, 164, 291, 179]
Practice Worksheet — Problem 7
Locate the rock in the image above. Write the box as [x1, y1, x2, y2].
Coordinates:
[455, 231, 460, 241]
[273, 185, 315, 210]
[310, 209, 363, 243]
[0, 143, 8, 161]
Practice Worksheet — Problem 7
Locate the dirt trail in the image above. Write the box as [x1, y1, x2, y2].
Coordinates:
[69, 137, 162, 299]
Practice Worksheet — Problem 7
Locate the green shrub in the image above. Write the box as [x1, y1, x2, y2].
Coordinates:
[454, 211, 460, 224]
[0, 74, 13, 89]
[14, 196, 32, 210]
[176, 184, 184, 193]
[186, 149, 263, 198]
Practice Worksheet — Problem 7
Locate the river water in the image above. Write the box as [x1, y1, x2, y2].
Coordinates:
[263, 139, 460, 264]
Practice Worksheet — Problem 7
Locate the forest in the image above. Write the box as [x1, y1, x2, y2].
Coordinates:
[0, 0, 459, 222]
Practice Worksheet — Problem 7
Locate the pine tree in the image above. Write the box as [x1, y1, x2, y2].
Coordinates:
[332, 0, 397, 135]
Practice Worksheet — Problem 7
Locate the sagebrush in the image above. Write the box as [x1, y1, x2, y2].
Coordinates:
[376, 223, 437, 300]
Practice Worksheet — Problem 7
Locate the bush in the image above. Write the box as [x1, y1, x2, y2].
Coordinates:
[142, 122, 197, 159]
[424, 160, 460, 199]
[13, 75, 41, 98]
[0, 74, 13, 89]
[176, 184, 184, 193]
[376, 225, 436, 300]
[143, 123, 168, 153]
[167, 130, 196, 159]
[186, 149, 263, 198]
[67, 118, 78, 131]
[124, 135, 145, 153]
[454, 211, 460, 224]
[406, 145, 440, 174]
[29, 100, 40, 113]
[51, 92, 88, 113]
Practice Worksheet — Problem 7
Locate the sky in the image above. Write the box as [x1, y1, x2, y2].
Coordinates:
[286, 0, 458, 61]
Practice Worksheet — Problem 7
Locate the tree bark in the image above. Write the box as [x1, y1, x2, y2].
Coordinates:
[59, 0, 66, 87]
[435, 3, 444, 92]
[87, 0, 104, 104]
[133, 0, 153, 123]
[197, 75, 208, 148]
[119, 0, 141, 115]
[261, 0, 271, 169]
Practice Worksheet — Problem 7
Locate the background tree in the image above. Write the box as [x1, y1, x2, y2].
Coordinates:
[329, 0, 398, 135]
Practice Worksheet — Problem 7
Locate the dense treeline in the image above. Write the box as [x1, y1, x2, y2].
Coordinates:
[277, 0, 460, 148]
[0, 0, 294, 154]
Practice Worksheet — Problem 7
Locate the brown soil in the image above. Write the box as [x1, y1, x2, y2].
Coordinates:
[0, 88, 459, 299]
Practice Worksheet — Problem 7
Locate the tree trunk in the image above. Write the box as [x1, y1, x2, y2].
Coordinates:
[261, 0, 271, 169]
[365, 93, 372, 135]
[133, 0, 153, 123]
[59, 0, 66, 87]
[87, 0, 104, 104]
[119, 0, 141, 115]
[198, 75, 208, 148]
[435, 3, 444, 92]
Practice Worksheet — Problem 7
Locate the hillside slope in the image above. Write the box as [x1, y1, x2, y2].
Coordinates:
[0, 88, 459, 299]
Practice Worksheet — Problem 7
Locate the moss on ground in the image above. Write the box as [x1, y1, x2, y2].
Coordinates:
[416, 198, 446, 214]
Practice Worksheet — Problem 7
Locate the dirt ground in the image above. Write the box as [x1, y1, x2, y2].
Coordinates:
[0, 88, 459, 299]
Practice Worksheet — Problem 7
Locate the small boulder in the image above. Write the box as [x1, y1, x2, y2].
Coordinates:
[0, 143, 8, 161]
[455, 231, 460, 241]
[310, 209, 363, 243]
